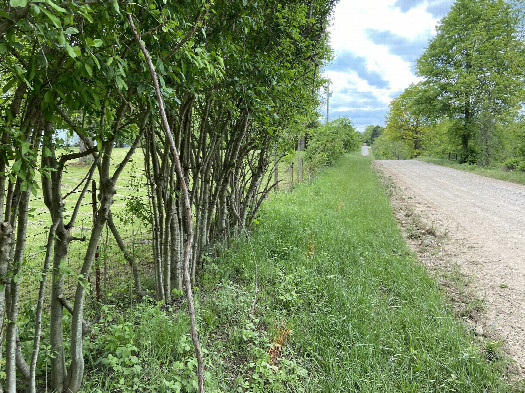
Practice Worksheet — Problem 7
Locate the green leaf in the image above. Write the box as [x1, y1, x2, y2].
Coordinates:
[10, 0, 28, 7]
[58, 31, 66, 46]
[92, 91, 100, 109]
[30, 182, 39, 196]
[13, 64, 24, 78]
[11, 159, 21, 175]
[0, 43, 7, 54]
[90, 52, 100, 69]
[92, 39, 103, 47]
[21, 141, 31, 155]
[112, 0, 120, 14]
[43, 90, 53, 104]
[64, 27, 79, 35]
[65, 43, 80, 58]
[29, 4, 40, 16]
[95, 136, 102, 152]
[40, 7, 62, 28]
[84, 62, 92, 77]
[45, 0, 67, 13]
[115, 76, 127, 90]
[2, 78, 16, 94]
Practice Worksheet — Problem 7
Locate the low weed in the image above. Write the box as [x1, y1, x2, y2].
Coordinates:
[79, 152, 520, 392]
[202, 152, 519, 392]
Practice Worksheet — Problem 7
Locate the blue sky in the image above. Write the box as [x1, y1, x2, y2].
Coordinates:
[323, 0, 454, 131]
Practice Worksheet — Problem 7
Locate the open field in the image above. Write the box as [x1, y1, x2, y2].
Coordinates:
[21, 148, 151, 301]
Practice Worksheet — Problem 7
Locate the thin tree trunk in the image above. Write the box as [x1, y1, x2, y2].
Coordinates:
[5, 188, 31, 392]
[49, 224, 69, 391]
[128, 13, 204, 392]
[107, 212, 145, 296]
[274, 151, 278, 190]
[29, 221, 58, 393]
[162, 200, 172, 302]
[67, 105, 144, 393]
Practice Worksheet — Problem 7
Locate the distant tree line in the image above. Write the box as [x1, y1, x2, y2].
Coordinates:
[373, 0, 525, 166]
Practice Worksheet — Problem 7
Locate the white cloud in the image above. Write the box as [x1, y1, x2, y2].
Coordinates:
[333, 107, 386, 113]
[323, 0, 451, 129]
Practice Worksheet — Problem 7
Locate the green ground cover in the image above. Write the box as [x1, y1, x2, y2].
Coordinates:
[59, 151, 522, 392]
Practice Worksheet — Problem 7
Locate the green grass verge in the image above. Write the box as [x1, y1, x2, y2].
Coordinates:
[201, 152, 517, 392]
[81, 152, 520, 392]
[417, 156, 525, 185]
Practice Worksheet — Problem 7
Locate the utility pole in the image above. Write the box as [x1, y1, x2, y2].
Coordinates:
[326, 84, 332, 123]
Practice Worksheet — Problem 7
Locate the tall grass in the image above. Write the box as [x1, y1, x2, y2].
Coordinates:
[81, 152, 519, 392]
[202, 152, 516, 392]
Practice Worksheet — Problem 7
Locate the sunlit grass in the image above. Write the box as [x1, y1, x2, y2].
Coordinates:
[201, 152, 519, 392]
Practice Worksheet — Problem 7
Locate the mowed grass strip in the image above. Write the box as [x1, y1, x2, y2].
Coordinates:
[208, 152, 515, 392]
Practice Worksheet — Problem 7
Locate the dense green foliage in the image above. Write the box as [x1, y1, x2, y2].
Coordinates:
[0, 0, 337, 391]
[362, 124, 384, 145]
[376, 0, 525, 166]
[304, 117, 361, 172]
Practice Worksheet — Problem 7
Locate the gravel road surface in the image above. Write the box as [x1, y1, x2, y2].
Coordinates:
[374, 160, 525, 375]
[361, 145, 370, 156]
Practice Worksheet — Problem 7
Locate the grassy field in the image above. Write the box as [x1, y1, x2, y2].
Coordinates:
[417, 156, 525, 185]
[20, 148, 152, 299]
[29, 150, 522, 391]
[82, 151, 518, 392]
[192, 152, 519, 392]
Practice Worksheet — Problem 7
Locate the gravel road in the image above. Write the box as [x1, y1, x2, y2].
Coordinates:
[374, 160, 525, 375]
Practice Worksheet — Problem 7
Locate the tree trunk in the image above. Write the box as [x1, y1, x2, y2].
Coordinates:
[6, 188, 31, 392]
[128, 14, 204, 392]
[49, 225, 69, 391]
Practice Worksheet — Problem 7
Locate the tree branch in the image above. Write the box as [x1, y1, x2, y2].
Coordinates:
[162, 8, 207, 61]
[128, 11, 205, 393]
[58, 295, 91, 335]
[67, 158, 98, 229]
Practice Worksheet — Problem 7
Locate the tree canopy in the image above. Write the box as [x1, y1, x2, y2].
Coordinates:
[416, 0, 525, 162]
[0, 0, 337, 391]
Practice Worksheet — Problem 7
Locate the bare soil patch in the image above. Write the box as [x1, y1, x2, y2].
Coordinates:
[373, 160, 525, 378]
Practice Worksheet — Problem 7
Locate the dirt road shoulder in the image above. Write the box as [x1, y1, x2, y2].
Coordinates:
[373, 160, 525, 379]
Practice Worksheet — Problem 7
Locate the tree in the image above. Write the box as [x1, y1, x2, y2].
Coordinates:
[362, 125, 384, 145]
[305, 117, 360, 171]
[417, 0, 525, 163]
[384, 83, 428, 157]
[0, 0, 336, 391]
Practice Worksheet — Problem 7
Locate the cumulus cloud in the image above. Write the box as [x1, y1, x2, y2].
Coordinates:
[322, 0, 454, 131]
[329, 51, 390, 90]
[365, 29, 429, 65]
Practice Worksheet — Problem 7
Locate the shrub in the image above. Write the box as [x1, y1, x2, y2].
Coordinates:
[503, 157, 525, 171]
[305, 117, 360, 172]
[372, 134, 412, 160]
